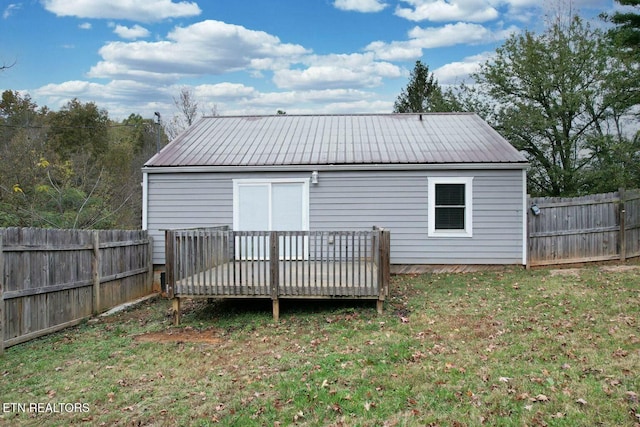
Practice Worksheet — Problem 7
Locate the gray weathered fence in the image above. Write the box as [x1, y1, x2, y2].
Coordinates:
[0, 228, 153, 353]
[528, 189, 640, 266]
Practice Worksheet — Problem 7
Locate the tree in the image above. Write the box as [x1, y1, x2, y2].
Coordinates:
[470, 16, 639, 196]
[393, 61, 457, 113]
[603, 0, 640, 58]
[47, 98, 110, 161]
[174, 87, 198, 127]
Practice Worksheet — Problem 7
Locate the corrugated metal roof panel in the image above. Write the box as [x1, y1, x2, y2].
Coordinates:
[145, 113, 527, 167]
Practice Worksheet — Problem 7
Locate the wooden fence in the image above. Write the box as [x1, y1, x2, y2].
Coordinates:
[528, 189, 640, 266]
[0, 228, 153, 353]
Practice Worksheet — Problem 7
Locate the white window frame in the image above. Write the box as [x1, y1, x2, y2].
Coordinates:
[428, 177, 473, 238]
[232, 178, 310, 232]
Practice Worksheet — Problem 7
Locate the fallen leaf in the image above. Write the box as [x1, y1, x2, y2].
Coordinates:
[498, 377, 511, 383]
[531, 394, 549, 402]
[575, 398, 587, 405]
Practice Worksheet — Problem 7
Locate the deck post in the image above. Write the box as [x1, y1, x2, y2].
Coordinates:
[172, 298, 181, 325]
[269, 231, 280, 322]
[165, 230, 175, 299]
[375, 228, 390, 314]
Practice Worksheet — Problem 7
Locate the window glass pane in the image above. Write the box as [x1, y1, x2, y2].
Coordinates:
[272, 183, 304, 230]
[435, 207, 465, 230]
[238, 184, 269, 230]
[436, 184, 465, 206]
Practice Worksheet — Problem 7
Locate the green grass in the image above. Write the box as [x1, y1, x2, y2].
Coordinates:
[1, 264, 639, 426]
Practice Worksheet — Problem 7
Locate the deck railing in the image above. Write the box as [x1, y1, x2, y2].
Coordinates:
[165, 226, 390, 301]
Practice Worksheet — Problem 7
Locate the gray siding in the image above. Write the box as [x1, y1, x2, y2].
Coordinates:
[146, 169, 524, 265]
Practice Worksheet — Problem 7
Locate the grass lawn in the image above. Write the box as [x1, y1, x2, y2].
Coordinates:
[1, 264, 639, 426]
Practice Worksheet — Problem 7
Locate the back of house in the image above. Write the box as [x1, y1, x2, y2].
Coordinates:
[142, 113, 529, 270]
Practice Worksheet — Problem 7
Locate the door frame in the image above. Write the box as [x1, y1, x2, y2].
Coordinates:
[232, 178, 310, 260]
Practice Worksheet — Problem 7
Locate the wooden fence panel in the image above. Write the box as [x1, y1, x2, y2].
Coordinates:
[528, 190, 640, 266]
[624, 190, 640, 259]
[1, 228, 153, 352]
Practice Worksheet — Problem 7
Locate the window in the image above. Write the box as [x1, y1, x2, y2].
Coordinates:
[428, 177, 473, 237]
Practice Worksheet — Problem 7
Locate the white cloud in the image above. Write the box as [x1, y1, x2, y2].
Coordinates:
[365, 40, 423, 61]
[3, 3, 21, 19]
[433, 52, 493, 84]
[273, 53, 402, 90]
[78, 22, 92, 30]
[88, 20, 309, 81]
[395, 0, 499, 22]
[333, 0, 388, 13]
[366, 22, 518, 61]
[42, 0, 201, 23]
[194, 83, 258, 101]
[408, 22, 517, 46]
[113, 24, 150, 39]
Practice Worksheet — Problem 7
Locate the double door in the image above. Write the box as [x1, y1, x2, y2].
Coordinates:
[234, 180, 308, 260]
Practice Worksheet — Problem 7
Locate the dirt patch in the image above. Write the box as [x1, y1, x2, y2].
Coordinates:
[549, 268, 582, 277]
[134, 327, 222, 344]
[599, 265, 640, 273]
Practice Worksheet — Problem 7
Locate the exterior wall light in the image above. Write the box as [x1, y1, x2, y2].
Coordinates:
[530, 204, 540, 216]
[311, 171, 319, 184]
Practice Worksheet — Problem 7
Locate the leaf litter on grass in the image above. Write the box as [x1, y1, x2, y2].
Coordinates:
[0, 264, 639, 426]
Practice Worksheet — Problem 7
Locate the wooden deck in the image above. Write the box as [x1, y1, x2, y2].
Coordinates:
[165, 227, 390, 323]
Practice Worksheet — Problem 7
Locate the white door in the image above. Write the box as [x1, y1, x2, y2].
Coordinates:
[234, 180, 308, 260]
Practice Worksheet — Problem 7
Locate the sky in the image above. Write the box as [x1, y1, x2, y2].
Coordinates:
[0, 0, 619, 121]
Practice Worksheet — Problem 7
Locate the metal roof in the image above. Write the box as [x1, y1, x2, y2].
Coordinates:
[144, 113, 528, 168]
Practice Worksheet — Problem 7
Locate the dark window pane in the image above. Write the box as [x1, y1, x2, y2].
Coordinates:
[436, 184, 465, 206]
[435, 207, 465, 229]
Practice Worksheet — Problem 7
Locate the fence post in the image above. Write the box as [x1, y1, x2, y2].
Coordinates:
[619, 188, 626, 261]
[270, 231, 279, 322]
[0, 231, 4, 355]
[92, 231, 100, 315]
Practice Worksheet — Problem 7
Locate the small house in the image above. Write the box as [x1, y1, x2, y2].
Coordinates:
[143, 113, 528, 271]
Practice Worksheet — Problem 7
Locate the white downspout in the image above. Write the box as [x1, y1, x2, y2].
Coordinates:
[142, 171, 148, 231]
[522, 168, 527, 266]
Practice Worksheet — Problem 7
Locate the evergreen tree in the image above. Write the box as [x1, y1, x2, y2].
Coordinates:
[393, 61, 457, 113]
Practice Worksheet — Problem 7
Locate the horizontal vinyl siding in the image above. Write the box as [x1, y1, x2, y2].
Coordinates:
[147, 172, 309, 264]
[309, 170, 523, 265]
[147, 169, 524, 265]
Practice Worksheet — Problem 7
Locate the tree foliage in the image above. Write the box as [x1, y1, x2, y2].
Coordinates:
[603, 0, 640, 59]
[393, 61, 458, 113]
[468, 16, 640, 196]
[0, 91, 165, 228]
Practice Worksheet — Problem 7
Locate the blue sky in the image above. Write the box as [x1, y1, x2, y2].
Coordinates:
[1, 0, 616, 121]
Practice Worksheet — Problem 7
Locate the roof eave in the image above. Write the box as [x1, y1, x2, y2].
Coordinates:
[142, 162, 530, 174]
